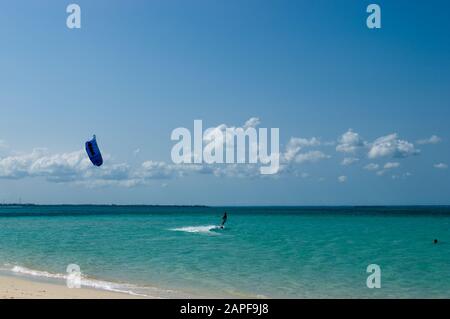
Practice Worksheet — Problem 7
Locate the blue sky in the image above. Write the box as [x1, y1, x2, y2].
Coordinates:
[0, 0, 449, 205]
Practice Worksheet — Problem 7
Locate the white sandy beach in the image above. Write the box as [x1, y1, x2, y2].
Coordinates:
[0, 275, 147, 299]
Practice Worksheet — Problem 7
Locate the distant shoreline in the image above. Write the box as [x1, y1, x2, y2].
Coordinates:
[1, 204, 450, 208]
[0, 204, 209, 208]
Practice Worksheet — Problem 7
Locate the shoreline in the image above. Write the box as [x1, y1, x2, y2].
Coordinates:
[0, 274, 150, 299]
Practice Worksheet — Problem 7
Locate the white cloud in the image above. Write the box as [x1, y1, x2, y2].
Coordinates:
[0, 149, 90, 181]
[0, 148, 268, 187]
[0, 148, 190, 187]
[375, 162, 400, 176]
[417, 135, 442, 145]
[336, 129, 364, 153]
[209, 164, 262, 178]
[338, 175, 347, 183]
[140, 161, 184, 179]
[201, 117, 263, 161]
[0, 123, 437, 187]
[341, 157, 359, 166]
[364, 163, 379, 171]
[0, 118, 277, 187]
[243, 117, 261, 129]
[295, 150, 330, 164]
[368, 133, 419, 159]
[434, 163, 448, 169]
[384, 162, 400, 169]
[283, 137, 320, 162]
[294, 137, 321, 147]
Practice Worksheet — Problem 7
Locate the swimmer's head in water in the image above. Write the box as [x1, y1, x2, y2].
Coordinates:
[434, 239, 438, 244]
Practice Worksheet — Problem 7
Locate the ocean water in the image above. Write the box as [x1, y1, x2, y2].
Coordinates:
[0, 205, 449, 298]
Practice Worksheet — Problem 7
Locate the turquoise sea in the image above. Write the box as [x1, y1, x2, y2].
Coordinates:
[0, 205, 449, 298]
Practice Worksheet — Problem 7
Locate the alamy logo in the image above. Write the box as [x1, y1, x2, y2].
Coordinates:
[366, 264, 381, 288]
[171, 120, 280, 174]
[66, 4, 81, 29]
[366, 4, 381, 29]
[66, 264, 82, 288]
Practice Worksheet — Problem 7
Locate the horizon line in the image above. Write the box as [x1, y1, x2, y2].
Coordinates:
[1, 203, 450, 208]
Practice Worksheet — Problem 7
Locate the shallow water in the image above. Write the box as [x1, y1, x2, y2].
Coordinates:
[0, 205, 449, 298]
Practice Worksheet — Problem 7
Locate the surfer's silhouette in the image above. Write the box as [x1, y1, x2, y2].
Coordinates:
[220, 212, 227, 229]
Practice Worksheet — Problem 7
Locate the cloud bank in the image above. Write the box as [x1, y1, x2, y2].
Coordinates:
[0, 122, 444, 187]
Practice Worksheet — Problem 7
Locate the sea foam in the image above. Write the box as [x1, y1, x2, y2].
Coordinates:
[170, 225, 221, 235]
[8, 265, 152, 297]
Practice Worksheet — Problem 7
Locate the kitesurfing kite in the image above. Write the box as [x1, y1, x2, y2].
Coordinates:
[85, 135, 103, 166]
